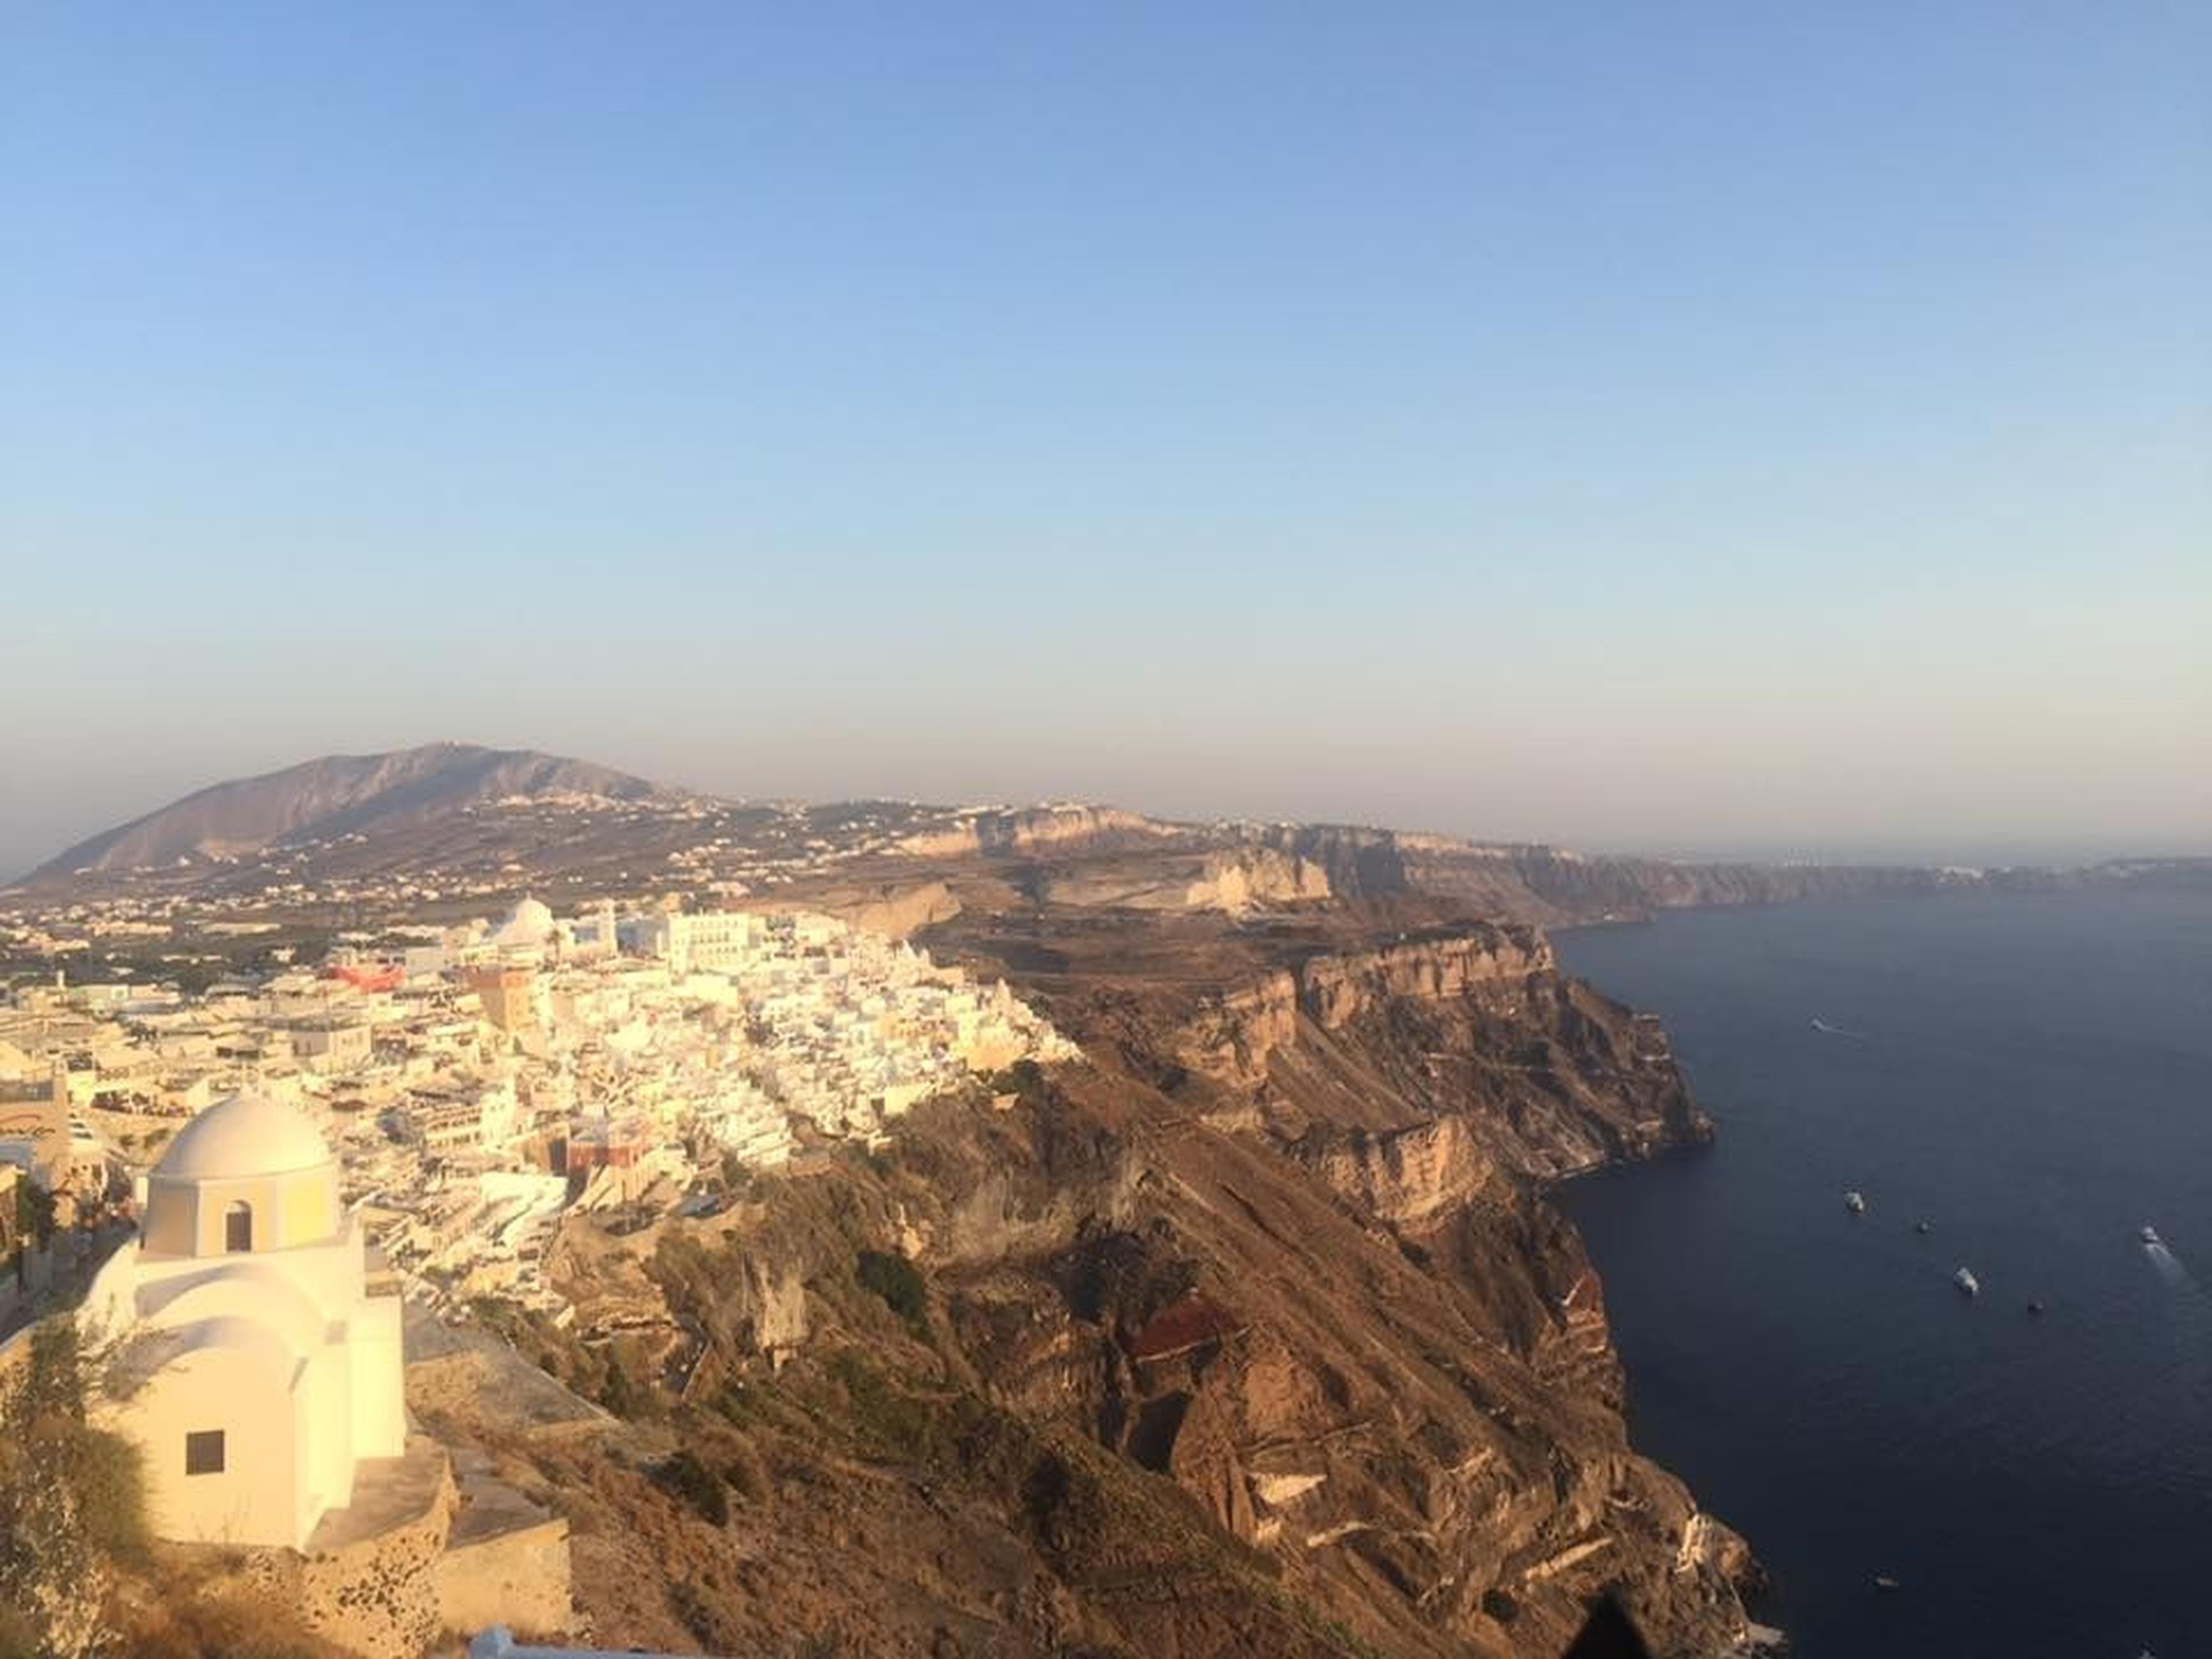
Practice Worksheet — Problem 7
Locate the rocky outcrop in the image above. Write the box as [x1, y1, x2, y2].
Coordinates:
[1174, 925, 1551, 1086]
[1042, 846, 1332, 913]
[1170, 921, 1706, 1194]
[1494, 846, 1979, 917]
[1296, 925, 1554, 1026]
[806, 878, 963, 939]
[892, 804, 1174, 859]
[1175, 969, 1306, 1086]
[1245, 822, 2001, 922]
[1298, 1114, 1502, 1225]
[556, 912, 1748, 1659]
[732, 1257, 810, 1360]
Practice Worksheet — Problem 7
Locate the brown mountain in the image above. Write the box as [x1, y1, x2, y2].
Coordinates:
[29, 742, 679, 881]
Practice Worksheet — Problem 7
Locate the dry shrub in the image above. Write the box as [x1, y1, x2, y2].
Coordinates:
[722, 1435, 772, 1504]
[122, 1581, 339, 1659]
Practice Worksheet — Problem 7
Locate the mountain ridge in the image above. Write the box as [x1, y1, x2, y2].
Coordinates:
[28, 741, 677, 882]
[20, 742, 2205, 914]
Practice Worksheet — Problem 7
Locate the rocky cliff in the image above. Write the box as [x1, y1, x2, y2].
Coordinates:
[1041, 847, 1334, 914]
[1247, 824, 1982, 922]
[1173, 925, 1555, 1086]
[892, 805, 1176, 860]
[509, 917, 1747, 1659]
[1163, 925, 1701, 1172]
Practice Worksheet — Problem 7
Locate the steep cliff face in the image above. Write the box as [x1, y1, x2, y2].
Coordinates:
[1079, 846, 1333, 913]
[1168, 924, 1704, 1178]
[892, 805, 1175, 859]
[1296, 926, 1555, 1026]
[1498, 848, 1976, 915]
[529, 918, 1747, 1659]
[1297, 1112, 1501, 1225]
[1243, 822, 1987, 922]
[1175, 925, 1554, 1086]
[793, 878, 964, 940]
[1035, 846, 1334, 914]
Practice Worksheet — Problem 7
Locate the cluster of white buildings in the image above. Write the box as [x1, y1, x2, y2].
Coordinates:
[1, 898, 1075, 1320]
[0, 797, 955, 975]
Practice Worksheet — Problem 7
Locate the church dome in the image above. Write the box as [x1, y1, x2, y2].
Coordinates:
[154, 1092, 335, 1183]
[489, 895, 556, 946]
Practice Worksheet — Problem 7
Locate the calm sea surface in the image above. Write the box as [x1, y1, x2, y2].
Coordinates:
[1555, 889, 2212, 1659]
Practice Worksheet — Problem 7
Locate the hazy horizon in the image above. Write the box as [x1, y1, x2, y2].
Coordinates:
[5, 732, 2204, 886]
[6, 6, 2206, 877]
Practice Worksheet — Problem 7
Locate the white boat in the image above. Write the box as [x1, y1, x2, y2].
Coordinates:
[1953, 1267, 1980, 1296]
[2140, 1225, 2162, 1247]
[1844, 1190, 1867, 1215]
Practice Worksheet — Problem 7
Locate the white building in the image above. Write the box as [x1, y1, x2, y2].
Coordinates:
[82, 1092, 407, 1549]
[476, 896, 559, 963]
[291, 1018, 373, 1073]
[630, 908, 771, 976]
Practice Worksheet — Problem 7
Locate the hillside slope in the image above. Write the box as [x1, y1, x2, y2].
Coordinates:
[31, 744, 676, 879]
[503, 918, 1754, 1659]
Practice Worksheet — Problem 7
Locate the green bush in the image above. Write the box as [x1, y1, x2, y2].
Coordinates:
[1022, 1448, 1108, 1563]
[74, 1429, 148, 1563]
[856, 1248, 927, 1331]
[599, 1355, 639, 1418]
[988, 1059, 1051, 1108]
[13, 1182, 56, 1249]
[656, 1448, 729, 1527]
[824, 1350, 931, 1460]
[722, 1438, 772, 1505]
[0, 1317, 127, 1658]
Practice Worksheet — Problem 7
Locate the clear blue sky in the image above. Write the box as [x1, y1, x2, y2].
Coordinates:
[5, 2, 2206, 872]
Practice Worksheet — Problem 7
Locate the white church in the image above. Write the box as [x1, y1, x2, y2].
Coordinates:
[81, 1091, 406, 1549]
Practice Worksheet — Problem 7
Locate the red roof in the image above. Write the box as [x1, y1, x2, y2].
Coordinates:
[321, 963, 402, 993]
[1124, 1293, 1244, 1363]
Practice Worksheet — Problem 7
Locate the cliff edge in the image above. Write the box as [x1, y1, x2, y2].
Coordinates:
[489, 915, 1752, 1659]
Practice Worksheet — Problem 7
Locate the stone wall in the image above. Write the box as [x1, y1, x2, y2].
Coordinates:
[289, 1445, 457, 1659]
[436, 1517, 573, 1641]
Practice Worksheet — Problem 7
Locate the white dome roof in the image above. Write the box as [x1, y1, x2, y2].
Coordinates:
[489, 896, 556, 945]
[153, 1092, 334, 1183]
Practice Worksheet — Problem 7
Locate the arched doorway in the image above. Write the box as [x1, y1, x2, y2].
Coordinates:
[224, 1200, 253, 1252]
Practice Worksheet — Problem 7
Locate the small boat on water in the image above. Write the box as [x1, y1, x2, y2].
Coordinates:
[2027, 1300, 2046, 1316]
[1953, 1267, 1980, 1296]
[1872, 1573, 1901, 1592]
[2141, 1225, 2162, 1247]
[1914, 1219, 1933, 1235]
[1844, 1190, 1867, 1215]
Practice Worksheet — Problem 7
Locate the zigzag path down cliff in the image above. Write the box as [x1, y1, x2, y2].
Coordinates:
[493, 903, 1757, 1659]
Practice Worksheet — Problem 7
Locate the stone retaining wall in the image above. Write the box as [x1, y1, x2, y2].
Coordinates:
[436, 1516, 573, 1640]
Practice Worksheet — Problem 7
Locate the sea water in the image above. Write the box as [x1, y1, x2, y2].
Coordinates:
[1555, 888, 2212, 1657]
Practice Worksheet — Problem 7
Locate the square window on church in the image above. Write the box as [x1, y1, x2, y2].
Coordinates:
[185, 1429, 225, 1475]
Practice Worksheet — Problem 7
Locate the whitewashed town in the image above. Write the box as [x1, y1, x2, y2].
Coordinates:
[0, 894, 1078, 1327]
